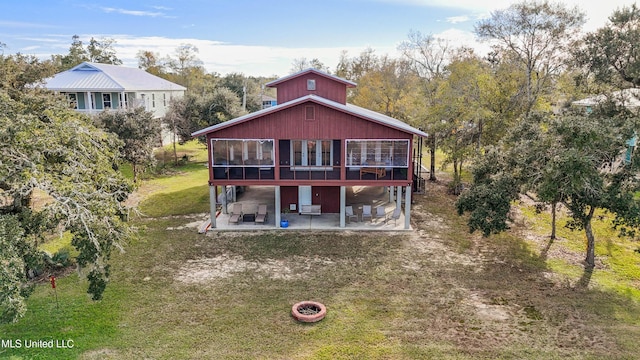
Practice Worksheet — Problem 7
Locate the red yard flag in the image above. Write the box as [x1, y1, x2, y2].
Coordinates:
[50, 275, 56, 289]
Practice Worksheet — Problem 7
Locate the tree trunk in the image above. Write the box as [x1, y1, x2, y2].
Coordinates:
[584, 206, 596, 269]
[429, 135, 437, 181]
[172, 117, 178, 166]
[550, 202, 557, 240]
[477, 118, 483, 151]
[173, 140, 178, 166]
[132, 163, 138, 183]
[453, 158, 459, 181]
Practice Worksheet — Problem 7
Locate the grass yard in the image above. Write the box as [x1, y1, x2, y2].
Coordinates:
[1, 151, 640, 359]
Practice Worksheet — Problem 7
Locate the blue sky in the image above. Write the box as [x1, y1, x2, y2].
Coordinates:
[0, 0, 637, 76]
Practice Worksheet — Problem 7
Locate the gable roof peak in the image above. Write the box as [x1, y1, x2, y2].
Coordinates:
[265, 68, 356, 88]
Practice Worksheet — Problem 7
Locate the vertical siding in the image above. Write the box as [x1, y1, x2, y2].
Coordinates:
[208, 104, 412, 141]
[276, 76, 347, 104]
[313, 186, 340, 212]
[281, 186, 298, 212]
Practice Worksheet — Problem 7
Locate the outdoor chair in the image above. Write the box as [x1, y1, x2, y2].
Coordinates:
[388, 207, 401, 225]
[255, 204, 268, 224]
[228, 203, 243, 224]
[361, 205, 373, 222]
[374, 206, 386, 223]
[345, 205, 358, 223]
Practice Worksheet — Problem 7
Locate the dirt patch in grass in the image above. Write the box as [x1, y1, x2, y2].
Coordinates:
[174, 254, 339, 283]
[80, 349, 121, 360]
[124, 183, 162, 208]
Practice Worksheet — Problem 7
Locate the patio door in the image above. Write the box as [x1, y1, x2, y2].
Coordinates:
[298, 186, 312, 211]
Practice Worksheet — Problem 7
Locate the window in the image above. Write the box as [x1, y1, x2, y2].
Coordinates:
[151, 94, 156, 108]
[163, 93, 167, 107]
[305, 106, 315, 120]
[67, 93, 77, 109]
[307, 79, 316, 91]
[345, 139, 409, 167]
[102, 93, 112, 109]
[211, 139, 274, 167]
[291, 140, 332, 168]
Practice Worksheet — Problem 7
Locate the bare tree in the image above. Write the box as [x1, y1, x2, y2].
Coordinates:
[475, 0, 585, 114]
[290, 57, 329, 73]
[166, 44, 203, 88]
[399, 30, 453, 181]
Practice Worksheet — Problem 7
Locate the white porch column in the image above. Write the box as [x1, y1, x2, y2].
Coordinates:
[404, 185, 412, 230]
[120, 91, 126, 109]
[396, 186, 401, 209]
[389, 186, 395, 203]
[209, 185, 217, 229]
[221, 185, 228, 214]
[231, 186, 237, 202]
[340, 186, 346, 228]
[275, 186, 282, 227]
[86, 91, 93, 113]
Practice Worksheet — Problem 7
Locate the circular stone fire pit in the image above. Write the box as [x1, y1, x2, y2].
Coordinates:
[291, 301, 326, 323]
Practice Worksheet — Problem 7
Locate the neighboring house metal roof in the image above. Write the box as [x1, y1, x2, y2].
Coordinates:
[191, 94, 427, 138]
[265, 68, 357, 88]
[572, 88, 640, 108]
[43, 62, 186, 92]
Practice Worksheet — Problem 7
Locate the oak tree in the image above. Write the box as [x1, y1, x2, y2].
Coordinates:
[95, 107, 161, 183]
[574, 4, 640, 88]
[457, 110, 640, 269]
[0, 55, 133, 322]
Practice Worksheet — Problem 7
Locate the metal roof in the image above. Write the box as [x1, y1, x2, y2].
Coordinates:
[572, 88, 640, 108]
[265, 68, 357, 88]
[191, 94, 427, 138]
[43, 62, 186, 92]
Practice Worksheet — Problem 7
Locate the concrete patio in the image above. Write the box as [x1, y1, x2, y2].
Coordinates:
[209, 186, 409, 231]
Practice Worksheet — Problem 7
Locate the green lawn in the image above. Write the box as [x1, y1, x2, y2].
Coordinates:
[2, 145, 640, 359]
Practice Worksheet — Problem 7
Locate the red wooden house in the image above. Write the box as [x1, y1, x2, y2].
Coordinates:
[192, 68, 427, 229]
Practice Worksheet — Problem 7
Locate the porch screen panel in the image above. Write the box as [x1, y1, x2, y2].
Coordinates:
[211, 139, 275, 167]
[345, 139, 409, 168]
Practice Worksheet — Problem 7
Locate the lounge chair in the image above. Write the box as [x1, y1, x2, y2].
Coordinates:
[388, 207, 401, 225]
[374, 206, 386, 223]
[255, 204, 268, 224]
[345, 206, 358, 223]
[361, 205, 372, 222]
[228, 203, 243, 224]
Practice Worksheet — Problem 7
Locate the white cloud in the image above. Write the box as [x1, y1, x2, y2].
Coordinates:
[434, 28, 492, 55]
[446, 15, 471, 24]
[112, 35, 398, 76]
[151, 5, 173, 11]
[0, 20, 57, 29]
[100, 7, 173, 18]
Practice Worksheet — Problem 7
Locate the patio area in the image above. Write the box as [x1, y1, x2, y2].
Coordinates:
[210, 186, 409, 231]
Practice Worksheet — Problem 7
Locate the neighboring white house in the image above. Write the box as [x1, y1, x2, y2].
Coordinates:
[572, 88, 640, 113]
[572, 88, 639, 164]
[44, 62, 186, 119]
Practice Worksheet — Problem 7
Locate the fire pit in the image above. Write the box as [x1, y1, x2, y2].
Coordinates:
[291, 301, 326, 323]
